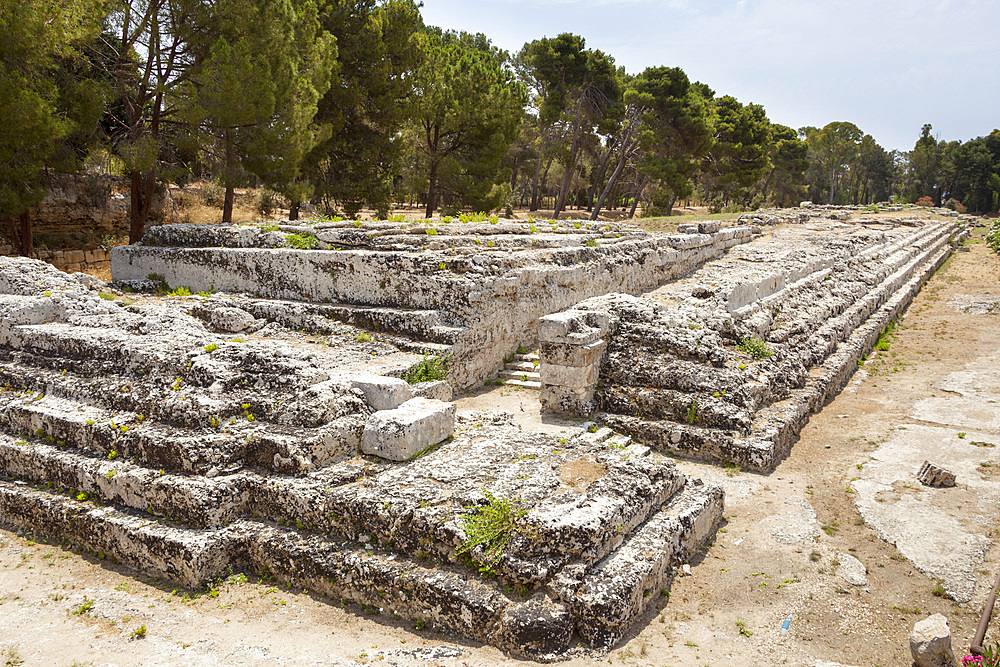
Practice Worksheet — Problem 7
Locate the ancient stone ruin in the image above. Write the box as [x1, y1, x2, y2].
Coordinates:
[0, 210, 969, 658]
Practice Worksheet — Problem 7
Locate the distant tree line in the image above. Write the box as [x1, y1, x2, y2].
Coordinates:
[2, 1, 998, 256]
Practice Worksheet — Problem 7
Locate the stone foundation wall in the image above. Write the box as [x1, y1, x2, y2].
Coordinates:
[112, 219, 757, 388]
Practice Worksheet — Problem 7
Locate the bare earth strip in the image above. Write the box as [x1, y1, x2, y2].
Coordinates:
[1, 225, 999, 667]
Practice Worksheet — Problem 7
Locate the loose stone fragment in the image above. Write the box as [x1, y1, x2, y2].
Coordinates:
[836, 552, 868, 586]
[917, 460, 957, 487]
[361, 397, 456, 461]
[909, 613, 956, 667]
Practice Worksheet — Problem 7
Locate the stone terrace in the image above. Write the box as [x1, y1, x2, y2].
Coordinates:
[111, 218, 754, 388]
[539, 217, 967, 471]
[0, 257, 721, 659]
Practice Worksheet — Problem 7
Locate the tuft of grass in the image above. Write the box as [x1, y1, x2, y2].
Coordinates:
[457, 491, 526, 575]
[204, 343, 218, 353]
[686, 399, 700, 425]
[259, 223, 280, 232]
[355, 332, 372, 343]
[130, 624, 147, 639]
[168, 286, 192, 297]
[735, 619, 753, 637]
[821, 520, 840, 536]
[736, 337, 773, 360]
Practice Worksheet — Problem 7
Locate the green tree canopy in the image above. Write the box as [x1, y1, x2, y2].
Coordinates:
[410, 29, 526, 216]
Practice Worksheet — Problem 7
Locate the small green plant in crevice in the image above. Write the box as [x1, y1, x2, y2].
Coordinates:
[735, 619, 753, 637]
[168, 286, 192, 297]
[259, 223, 280, 233]
[403, 351, 450, 384]
[130, 624, 147, 639]
[821, 520, 840, 536]
[355, 332, 372, 343]
[283, 232, 320, 249]
[456, 491, 526, 575]
[585, 239, 599, 248]
[736, 337, 773, 360]
[685, 399, 700, 425]
[204, 343, 218, 353]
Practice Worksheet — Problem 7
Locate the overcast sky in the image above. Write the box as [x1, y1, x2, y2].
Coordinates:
[420, 0, 999, 152]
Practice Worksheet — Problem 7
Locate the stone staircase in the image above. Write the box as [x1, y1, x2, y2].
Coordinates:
[498, 349, 541, 388]
[0, 256, 724, 660]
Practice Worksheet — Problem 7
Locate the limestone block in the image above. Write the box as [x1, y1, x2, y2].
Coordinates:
[697, 221, 721, 234]
[676, 224, 698, 234]
[540, 384, 595, 415]
[909, 613, 956, 667]
[539, 363, 599, 389]
[64, 249, 86, 264]
[917, 460, 956, 487]
[538, 310, 609, 345]
[351, 375, 414, 410]
[209, 307, 257, 333]
[410, 380, 452, 402]
[64, 263, 83, 274]
[361, 397, 455, 461]
[84, 250, 101, 264]
[540, 339, 606, 368]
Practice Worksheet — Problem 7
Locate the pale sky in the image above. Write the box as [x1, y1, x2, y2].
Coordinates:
[420, 0, 1000, 152]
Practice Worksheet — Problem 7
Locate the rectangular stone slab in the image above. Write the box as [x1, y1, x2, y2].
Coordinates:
[361, 397, 456, 461]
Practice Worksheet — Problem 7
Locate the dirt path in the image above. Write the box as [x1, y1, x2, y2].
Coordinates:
[1, 226, 997, 667]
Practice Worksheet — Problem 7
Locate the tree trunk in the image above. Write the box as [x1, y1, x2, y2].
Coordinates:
[128, 171, 155, 244]
[627, 176, 647, 219]
[289, 202, 300, 220]
[425, 159, 439, 218]
[222, 186, 235, 223]
[591, 141, 634, 220]
[554, 93, 588, 218]
[529, 128, 548, 211]
[586, 143, 615, 212]
[18, 211, 33, 257]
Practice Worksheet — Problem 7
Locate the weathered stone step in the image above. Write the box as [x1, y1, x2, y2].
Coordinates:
[557, 479, 723, 647]
[504, 360, 538, 372]
[499, 370, 541, 381]
[501, 379, 542, 389]
[514, 352, 540, 362]
[0, 463, 722, 658]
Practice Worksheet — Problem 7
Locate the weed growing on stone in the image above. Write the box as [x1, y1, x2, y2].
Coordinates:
[168, 286, 192, 296]
[585, 239, 599, 247]
[736, 337, 773, 360]
[457, 491, 526, 575]
[355, 332, 372, 343]
[204, 343, 218, 353]
[130, 624, 147, 639]
[259, 223, 280, 232]
[686, 399, 700, 425]
[285, 232, 321, 250]
[403, 352, 450, 384]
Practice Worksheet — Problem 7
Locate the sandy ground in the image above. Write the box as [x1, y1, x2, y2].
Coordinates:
[2, 225, 998, 667]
